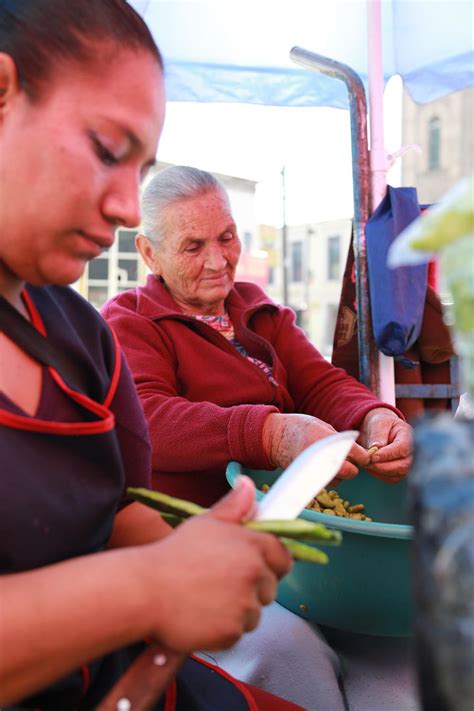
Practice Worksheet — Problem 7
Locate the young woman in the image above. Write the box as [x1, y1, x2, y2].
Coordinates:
[0, 3, 300, 709]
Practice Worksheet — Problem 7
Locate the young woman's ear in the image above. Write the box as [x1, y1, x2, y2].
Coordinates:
[136, 233, 162, 277]
[0, 54, 20, 118]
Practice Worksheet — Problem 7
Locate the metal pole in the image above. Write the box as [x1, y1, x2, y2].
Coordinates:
[281, 165, 289, 305]
[290, 47, 378, 393]
[367, 0, 396, 404]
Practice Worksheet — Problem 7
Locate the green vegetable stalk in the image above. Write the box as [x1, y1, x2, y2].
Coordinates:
[129, 487, 204, 518]
[128, 487, 341, 564]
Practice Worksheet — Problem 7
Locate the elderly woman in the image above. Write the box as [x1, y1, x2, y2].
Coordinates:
[102, 165, 411, 507]
[102, 166, 416, 710]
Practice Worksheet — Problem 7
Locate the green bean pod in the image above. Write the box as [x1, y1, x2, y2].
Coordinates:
[128, 488, 342, 560]
[280, 538, 329, 564]
[246, 519, 341, 545]
[157, 514, 331, 564]
[157, 510, 341, 549]
[159, 512, 185, 528]
[128, 487, 206, 518]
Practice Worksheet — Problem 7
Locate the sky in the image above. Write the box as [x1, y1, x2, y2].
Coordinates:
[156, 76, 404, 227]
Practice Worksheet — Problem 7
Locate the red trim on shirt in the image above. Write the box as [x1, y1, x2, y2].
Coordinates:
[164, 679, 177, 711]
[103, 326, 122, 408]
[22, 289, 47, 335]
[190, 654, 256, 711]
[48, 367, 115, 425]
[0, 408, 114, 434]
[23, 287, 119, 410]
[0, 289, 117, 435]
[80, 664, 91, 696]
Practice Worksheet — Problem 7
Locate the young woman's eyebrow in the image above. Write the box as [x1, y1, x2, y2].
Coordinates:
[96, 116, 157, 166]
[126, 129, 157, 167]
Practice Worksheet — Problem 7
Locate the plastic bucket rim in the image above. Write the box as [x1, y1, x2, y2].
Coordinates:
[226, 460, 414, 541]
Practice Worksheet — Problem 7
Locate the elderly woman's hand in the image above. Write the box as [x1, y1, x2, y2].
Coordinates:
[358, 408, 413, 483]
[262, 413, 369, 484]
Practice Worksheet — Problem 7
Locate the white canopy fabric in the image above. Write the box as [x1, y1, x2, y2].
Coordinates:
[131, 0, 474, 108]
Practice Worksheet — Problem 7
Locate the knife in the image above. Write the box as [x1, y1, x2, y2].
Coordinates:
[255, 430, 359, 521]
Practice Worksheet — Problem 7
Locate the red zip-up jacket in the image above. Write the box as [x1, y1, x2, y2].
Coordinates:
[102, 276, 399, 506]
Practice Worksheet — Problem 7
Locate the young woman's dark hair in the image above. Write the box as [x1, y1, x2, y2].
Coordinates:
[0, 0, 163, 100]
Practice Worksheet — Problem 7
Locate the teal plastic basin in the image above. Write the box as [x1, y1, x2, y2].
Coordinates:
[226, 462, 414, 637]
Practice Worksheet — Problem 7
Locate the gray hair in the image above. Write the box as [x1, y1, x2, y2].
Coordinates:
[141, 165, 226, 246]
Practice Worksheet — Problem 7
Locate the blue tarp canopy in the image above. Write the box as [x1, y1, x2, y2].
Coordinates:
[131, 0, 474, 108]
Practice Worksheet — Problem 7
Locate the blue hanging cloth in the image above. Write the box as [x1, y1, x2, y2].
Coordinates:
[366, 186, 428, 365]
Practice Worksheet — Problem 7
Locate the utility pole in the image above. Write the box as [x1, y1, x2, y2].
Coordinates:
[281, 165, 289, 305]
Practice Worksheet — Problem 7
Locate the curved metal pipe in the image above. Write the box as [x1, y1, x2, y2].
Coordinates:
[290, 47, 378, 393]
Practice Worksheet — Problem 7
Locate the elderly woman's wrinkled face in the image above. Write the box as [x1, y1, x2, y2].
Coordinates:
[152, 189, 242, 315]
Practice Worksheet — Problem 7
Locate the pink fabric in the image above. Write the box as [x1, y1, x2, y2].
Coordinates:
[191, 312, 276, 383]
[102, 276, 401, 506]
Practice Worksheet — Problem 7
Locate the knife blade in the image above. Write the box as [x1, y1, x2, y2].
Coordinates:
[254, 430, 359, 521]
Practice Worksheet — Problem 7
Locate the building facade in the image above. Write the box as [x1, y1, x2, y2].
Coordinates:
[260, 218, 352, 358]
[401, 86, 474, 203]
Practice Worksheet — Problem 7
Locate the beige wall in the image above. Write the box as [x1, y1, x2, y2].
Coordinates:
[402, 86, 474, 203]
[259, 218, 352, 357]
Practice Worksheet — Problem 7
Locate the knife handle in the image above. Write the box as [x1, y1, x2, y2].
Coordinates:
[97, 642, 185, 711]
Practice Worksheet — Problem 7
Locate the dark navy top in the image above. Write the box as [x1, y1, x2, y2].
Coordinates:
[0, 285, 153, 708]
[0, 285, 256, 711]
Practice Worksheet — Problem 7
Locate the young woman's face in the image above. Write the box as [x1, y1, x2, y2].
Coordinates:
[0, 47, 165, 286]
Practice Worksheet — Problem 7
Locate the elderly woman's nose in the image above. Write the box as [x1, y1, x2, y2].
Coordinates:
[205, 244, 227, 269]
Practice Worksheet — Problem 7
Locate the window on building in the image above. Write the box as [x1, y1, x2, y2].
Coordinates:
[87, 285, 109, 310]
[243, 231, 253, 252]
[327, 235, 341, 281]
[118, 229, 138, 253]
[428, 116, 441, 171]
[291, 241, 303, 282]
[87, 253, 110, 309]
[88, 258, 109, 280]
[324, 303, 339, 354]
[118, 259, 138, 283]
[85, 228, 141, 310]
[293, 308, 305, 328]
[117, 228, 140, 285]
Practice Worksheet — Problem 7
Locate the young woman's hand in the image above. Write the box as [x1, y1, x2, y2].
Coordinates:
[136, 476, 292, 652]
